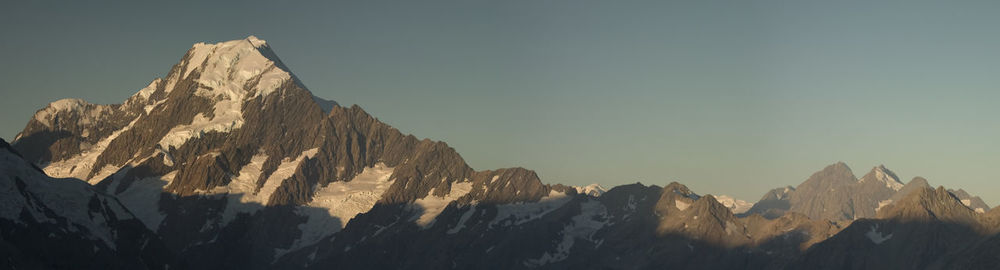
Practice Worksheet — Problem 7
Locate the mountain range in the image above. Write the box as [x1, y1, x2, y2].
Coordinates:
[3, 36, 998, 270]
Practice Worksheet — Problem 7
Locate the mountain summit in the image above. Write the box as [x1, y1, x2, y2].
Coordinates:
[12, 36, 570, 268]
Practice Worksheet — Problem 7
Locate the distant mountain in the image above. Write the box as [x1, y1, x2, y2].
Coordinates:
[744, 186, 794, 219]
[793, 186, 989, 269]
[750, 163, 990, 223]
[713, 194, 753, 214]
[947, 188, 990, 214]
[784, 163, 899, 221]
[6, 36, 999, 269]
[573, 183, 606, 197]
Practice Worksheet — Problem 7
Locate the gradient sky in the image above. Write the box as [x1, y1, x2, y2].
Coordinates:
[3, 0, 999, 205]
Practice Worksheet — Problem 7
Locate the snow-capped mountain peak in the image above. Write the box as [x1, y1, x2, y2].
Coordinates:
[184, 35, 292, 100]
[868, 165, 904, 191]
[713, 195, 753, 214]
[31, 99, 104, 129]
[155, 36, 307, 149]
[573, 183, 607, 197]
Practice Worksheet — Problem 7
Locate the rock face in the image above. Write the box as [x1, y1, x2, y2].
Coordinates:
[793, 186, 991, 270]
[947, 188, 990, 214]
[7, 36, 1000, 269]
[784, 163, 899, 221]
[0, 139, 177, 269]
[745, 186, 794, 219]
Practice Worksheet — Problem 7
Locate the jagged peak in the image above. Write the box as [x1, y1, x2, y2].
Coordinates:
[820, 161, 853, 175]
[828, 161, 851, 172]
[45, 98, 90, 111]
[759, 186, 795, 201]
[30, 98, 110, 129]
[689, 194, 739, 219]
[601, 182, 653, 196]
[663, 181, 698, 199]
[860, 164, 904, 191]
[798, 162, 857, 190]
[245, 35, 268, 47]
[178, 35, 299, 101]
[886, 176, 934, 204]
[908, 176, 930, 187]
[876, 185, 979, 224]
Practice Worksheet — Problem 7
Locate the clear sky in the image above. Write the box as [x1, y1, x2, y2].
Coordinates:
[2, 0, 999, 205]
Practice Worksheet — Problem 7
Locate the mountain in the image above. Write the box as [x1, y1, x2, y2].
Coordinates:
[745, 186, 794, 219]
[6, 36, 999, 269]
[749, 163, 991, 223]
[12, 36, 576, 268]
[935, 207, 1000, 269]
[0, 139, 177, 269]
[793, 186, 990, 269]
[947, 188, 990, 213]
[785, 162, 860, 221]
[784, 163, 902, 221]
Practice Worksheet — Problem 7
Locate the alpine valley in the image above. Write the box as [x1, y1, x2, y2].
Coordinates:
[3, 37, 999, 270]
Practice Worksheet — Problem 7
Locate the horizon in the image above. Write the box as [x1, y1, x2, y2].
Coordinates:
[3, 1, 1000, 206]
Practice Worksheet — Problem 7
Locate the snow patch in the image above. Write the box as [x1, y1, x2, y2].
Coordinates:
[866, 166, 904, 191]
[211, 152, 267, 224]
[157, 98, 244, 150]
[33, 99, 89, 128]
[42, 113, 141, 183]
[116, 172, 176, 231]
[675, 200, 690, 211]
[524, 199, 608, 267]
[865, 224, 893, 244]
[447, 205, 477, 234]
[961, 199, 972, 207]
[624, 195, 637, 211]
[211, 148, 318, 224]
[132, 79, 160, 101]
[282, 163, 395, 256]
[412, 181, 474, 227]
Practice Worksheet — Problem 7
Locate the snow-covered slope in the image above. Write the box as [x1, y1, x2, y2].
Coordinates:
[0, 139, 175, 269]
